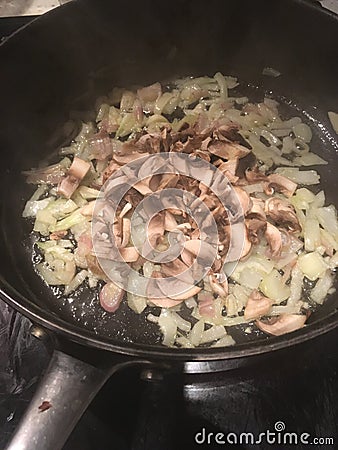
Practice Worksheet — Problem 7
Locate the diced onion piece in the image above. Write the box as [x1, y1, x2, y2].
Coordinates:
[127, 292, 147, 314]
[158, 310, 177, 346]
[316, 205, 338, 238]
[292, 123, 312, 143]
[328, 111, 338, 134]
[64, 270, 88, 295]
[288, 264, 304, 305]
[293, 152, 327, 166]
[260, 269, 290, 303]
[99, 282, 124, 312]
[200, 325, 227, 344]
[171, 312, 192, 333]
[189, 320, 205, 347]
[275, 168, 320, 185]
[238, 268, 263, 289]
[310, 270, 334, 304]
[298, 252, 328, 281]
[304, 218, 321, 252]
[211, 335, 236, 347]
[262, 67, 281, 77]
[22, 198, 52, 218]
[34, 209, 57, 235]
[231, 256, 274, 283]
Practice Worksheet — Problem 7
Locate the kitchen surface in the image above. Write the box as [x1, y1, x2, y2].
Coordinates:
[0, 1, 337, 449]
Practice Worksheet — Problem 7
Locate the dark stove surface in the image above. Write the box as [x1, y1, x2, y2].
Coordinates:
[0, 15, 337, 450]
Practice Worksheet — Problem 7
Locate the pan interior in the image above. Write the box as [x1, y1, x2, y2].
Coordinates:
[0, 0, 338, 353]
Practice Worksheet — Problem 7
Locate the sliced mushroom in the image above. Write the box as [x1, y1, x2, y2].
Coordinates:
[99, 282, 124, 313]
[58, 157, 91, 199]
[119, 246, 139, 262]
[256, 314, 307, 336]
[164, 211, 178, 231]
[218, 159, 239, 176]
[265, 197, 301, 232]
[245, 218, 267, 245]
[247, 197, 266, 221]
[265, 222, 283, 257]
[244, 290, 272, 321]
[264, 174, 297, 198]
[245, 166, 268, 183]
[208, 139, 250, 160]
[147, 213, 165, 248]
[102, 160, 123, 184]
[120, 218, 131, 248]
[208, 273, 228, 297]
[148, 274, 201, 303]
[161, 258, 189, 277]
[197, 291, 216, 318]
[113, 152, 147, 165]
[233, 186, 252, 215]
[133, 179, 153, 195]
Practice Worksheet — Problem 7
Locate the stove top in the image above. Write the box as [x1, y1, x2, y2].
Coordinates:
[0, 13, 337, 450]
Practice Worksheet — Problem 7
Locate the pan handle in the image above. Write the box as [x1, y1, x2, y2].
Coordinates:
[5, 349, 150, 450]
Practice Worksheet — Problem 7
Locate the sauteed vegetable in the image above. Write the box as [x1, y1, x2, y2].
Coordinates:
[22, 73, 338, 348]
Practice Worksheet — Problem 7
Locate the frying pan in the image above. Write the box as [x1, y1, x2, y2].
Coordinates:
[0, 0, 338, 448]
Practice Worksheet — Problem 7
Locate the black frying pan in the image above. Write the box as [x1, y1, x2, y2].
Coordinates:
[0, 0, 338, 448]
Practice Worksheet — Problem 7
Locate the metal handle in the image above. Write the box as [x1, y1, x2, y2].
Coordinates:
[5, 350, 150, 450]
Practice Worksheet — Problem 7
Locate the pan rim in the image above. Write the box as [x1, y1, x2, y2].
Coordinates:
[1, 280, 337, 361]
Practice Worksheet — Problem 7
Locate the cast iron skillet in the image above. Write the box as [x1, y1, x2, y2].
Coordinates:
[0, 0, 338, 448]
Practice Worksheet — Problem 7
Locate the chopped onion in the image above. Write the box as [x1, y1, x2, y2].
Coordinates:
[310, 270, 334, 304]
[298, 252, 328, 281]
[260, 269, 290, 303]
[328, 111, 338, 134]
[275, 168, 320, 185]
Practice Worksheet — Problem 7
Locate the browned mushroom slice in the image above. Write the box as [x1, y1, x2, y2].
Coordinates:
[147, 213, 165, 248]
[208, 140, 251, 160]
[120, 218, 131, 248]
[208, 273, 228, 297]
[240, 228, 252, 260]
[102, 160, 122, 184]
[244, 290, 272, 321]
[245, 218, 267, 245]
[161, 258, 189, 277]
[58, 157, 91, 199]
[164, 211, 178, 231]
[245, 166, 268, 183]
[119, 246, 139, 262]
[264, 174, 297, 197]
[218, 159, 239, 176]
[113, 152, 148, 165]
[265, 198, 301, 232]
[247, 198, 266, 221]
[133, 179, 153, 195]
[256, 314, 307, 336]
[233, 186, 253, 215]
[265, 222, 283, 257]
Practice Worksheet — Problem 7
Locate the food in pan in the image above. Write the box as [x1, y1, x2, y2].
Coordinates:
[22, 73, 338, 348]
